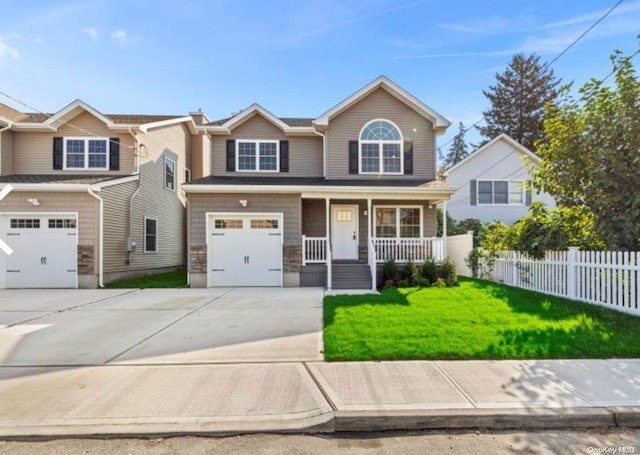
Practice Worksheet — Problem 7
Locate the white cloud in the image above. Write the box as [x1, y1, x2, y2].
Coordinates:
[83, 27, 98, 42]
[111, 29, 128, 45]
[0, 39, 19, 61]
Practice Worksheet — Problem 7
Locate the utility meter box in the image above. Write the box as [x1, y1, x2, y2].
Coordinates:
[127, 237, 137, 252]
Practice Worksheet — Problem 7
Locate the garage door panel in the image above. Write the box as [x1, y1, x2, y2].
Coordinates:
[208, 214, 283, 288]
[3, 216, 77, 289]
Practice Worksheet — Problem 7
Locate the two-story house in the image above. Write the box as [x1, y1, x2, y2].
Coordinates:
[184, 77, 457, 290]
[0, 100, 202, 289]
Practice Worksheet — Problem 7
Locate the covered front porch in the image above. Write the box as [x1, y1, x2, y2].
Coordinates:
[300, 196, 451, 290]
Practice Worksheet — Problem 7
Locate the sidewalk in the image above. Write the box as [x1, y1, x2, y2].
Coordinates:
[1, 359, 639, 438]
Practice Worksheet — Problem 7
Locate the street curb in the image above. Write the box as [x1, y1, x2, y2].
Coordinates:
[333, 408, 617, 432]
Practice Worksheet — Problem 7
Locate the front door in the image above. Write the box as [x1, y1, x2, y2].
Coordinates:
[331, 205, 358, 260]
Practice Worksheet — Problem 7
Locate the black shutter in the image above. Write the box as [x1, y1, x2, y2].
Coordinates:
[53, 137, 63, 170]
[109, 138, 120, 171]
[525, 180, 532, 206]
[348, 140, 358, 174]
[226, 139, 236, 172]
[403, 140, 413, 175]
[279, 140, 289, 172]
[470, 180, 477, 206]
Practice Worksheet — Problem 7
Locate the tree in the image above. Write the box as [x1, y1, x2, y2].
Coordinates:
[533, 48, 640, 251]
[479, 53, 561, 151]
[440, 122, 469, 169]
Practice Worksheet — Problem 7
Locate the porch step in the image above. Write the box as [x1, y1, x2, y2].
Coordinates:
[331, 263, 372, 290]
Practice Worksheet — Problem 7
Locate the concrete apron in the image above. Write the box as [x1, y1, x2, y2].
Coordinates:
[1, 359, 640, 438]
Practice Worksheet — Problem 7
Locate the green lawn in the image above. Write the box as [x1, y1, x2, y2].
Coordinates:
[104, 270, 187, 288]
[324, 277, 640, 361]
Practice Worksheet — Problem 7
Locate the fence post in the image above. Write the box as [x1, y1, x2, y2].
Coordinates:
[567, 246, 578, 299]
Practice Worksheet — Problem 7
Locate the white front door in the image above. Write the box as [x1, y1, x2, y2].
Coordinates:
[207, 214, 283, 287]
[331, 205, 358, 260]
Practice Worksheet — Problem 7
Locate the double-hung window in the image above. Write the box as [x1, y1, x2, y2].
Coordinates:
[64, 137, 109, 170]
[359, 120, 403, 174]
[477, 180, 525, 205]
[144, 217, 157, 253]
[374, 207, 422, 238]
[236, 140, 279, 172]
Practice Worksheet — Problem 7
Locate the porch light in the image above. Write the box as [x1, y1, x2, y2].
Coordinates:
[363, 209, 368, 216]
[28, 198, 40, 206]
[238, 199, 248, 207]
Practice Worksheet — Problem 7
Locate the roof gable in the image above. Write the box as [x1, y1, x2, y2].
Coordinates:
[221, 104, 290, 131]
[315, 76, 450, 131]
[443, 133, 540, 177]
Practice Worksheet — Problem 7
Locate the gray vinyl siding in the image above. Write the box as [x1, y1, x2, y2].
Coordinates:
[302, 199, 327, 237]
[129, 123, 191, 270]
[326, 87, 435, 180]
[211, 113, 323, 177]
[0, 190, 98, 272]
[11, 111, 135, 175]
[189, 192, 301, 246]
[1, 130, 13, 175]
[102, 180, 138, 273]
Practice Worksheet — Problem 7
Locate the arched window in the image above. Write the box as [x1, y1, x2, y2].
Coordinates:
[359, 119, 403, 174]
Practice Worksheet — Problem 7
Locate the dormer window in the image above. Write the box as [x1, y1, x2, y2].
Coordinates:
[359, 119, 403, 175]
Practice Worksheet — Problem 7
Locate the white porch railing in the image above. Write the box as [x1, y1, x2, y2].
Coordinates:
[373, 238, 446, 263]
[302, 235, 328, 265]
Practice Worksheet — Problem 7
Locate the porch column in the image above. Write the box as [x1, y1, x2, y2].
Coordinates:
[368, 198, 375, 290]
[326, 197, 331, 290]
[367, 198, 372, 239]
[442, 200, 448, 259]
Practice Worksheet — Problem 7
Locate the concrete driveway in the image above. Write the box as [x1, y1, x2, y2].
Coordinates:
[0, 287, 324, 366]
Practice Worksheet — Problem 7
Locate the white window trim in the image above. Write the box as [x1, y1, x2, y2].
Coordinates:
[63, 137, 109, 171]
[236, 140, 280, 173]
[358, 119, 404, 175]
[477, 180, 526, 206]
[373, 205, 423, 238]
[143, 217, 158, 254]
[164, 156, 176, 191]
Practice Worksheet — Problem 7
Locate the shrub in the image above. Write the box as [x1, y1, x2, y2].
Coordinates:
[418, 277, 431, 288]
[438, 257, 458, 287]
[383, 279, 396, 290]
[401, 259, 419, 286]
[397, 279, 410, 288]
[420, 258, 437, 284]
[432, 277, 447, 287]
[382, 258, 397, 282]
[464, 248, 482, 278]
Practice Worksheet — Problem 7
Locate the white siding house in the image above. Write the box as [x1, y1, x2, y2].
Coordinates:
[443, 133, 556, 224]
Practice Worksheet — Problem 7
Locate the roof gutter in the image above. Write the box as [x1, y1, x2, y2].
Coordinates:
[0, 183, 93, 192]
[0, 123, 12, 175]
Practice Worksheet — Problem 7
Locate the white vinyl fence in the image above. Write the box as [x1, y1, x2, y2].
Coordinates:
[479, 247, 640, 315]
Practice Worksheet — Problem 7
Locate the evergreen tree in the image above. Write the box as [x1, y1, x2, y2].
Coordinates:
[441, 122, 469, 169]
[479, 53, 561, 151]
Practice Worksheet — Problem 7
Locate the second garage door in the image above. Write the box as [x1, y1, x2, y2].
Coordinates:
[207, 213, 283, 287]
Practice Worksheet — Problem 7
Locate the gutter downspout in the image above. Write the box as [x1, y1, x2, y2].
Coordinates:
[87, 188, 104, 288]
[128, 127, 142, 265]
[0, 123, 13, 175]
[312, 127, 326, 178]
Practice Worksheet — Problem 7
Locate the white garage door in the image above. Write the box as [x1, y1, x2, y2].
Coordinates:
[208, 214, 282, 287]
[3, 215, 78, 289]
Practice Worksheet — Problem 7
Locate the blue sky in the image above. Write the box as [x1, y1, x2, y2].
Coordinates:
[0, 0, 638, 149]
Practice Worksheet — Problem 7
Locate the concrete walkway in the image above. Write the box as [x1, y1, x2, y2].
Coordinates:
[1, 359, 639, 438]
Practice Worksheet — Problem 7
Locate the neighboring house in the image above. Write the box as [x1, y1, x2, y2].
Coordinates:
[183, 76, 457, 290]
[0, 100, 204, 289]
[442, 133, 556, 225]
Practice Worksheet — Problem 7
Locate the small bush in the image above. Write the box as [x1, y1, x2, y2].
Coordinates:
[397, 279, 410, 288]
[417, 277, 431, 288]
[383, 279, 396, 290]
[382, 258, 397, 282]
[420, 258, 437, 284]
[432, 277, 447, 287]
[438, 257, 458, 287]
[401, 260, 419, 286]
[465, 248, 483, 278]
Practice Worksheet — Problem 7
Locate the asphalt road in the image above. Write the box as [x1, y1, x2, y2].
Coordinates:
[1, 430, 639, 454]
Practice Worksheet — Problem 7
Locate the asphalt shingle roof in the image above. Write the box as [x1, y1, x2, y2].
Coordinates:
[206, 117, 314, 127]
[14, 112, 182, 125]
[0, 175, 132, 185]
[185, 175, 452, 189]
